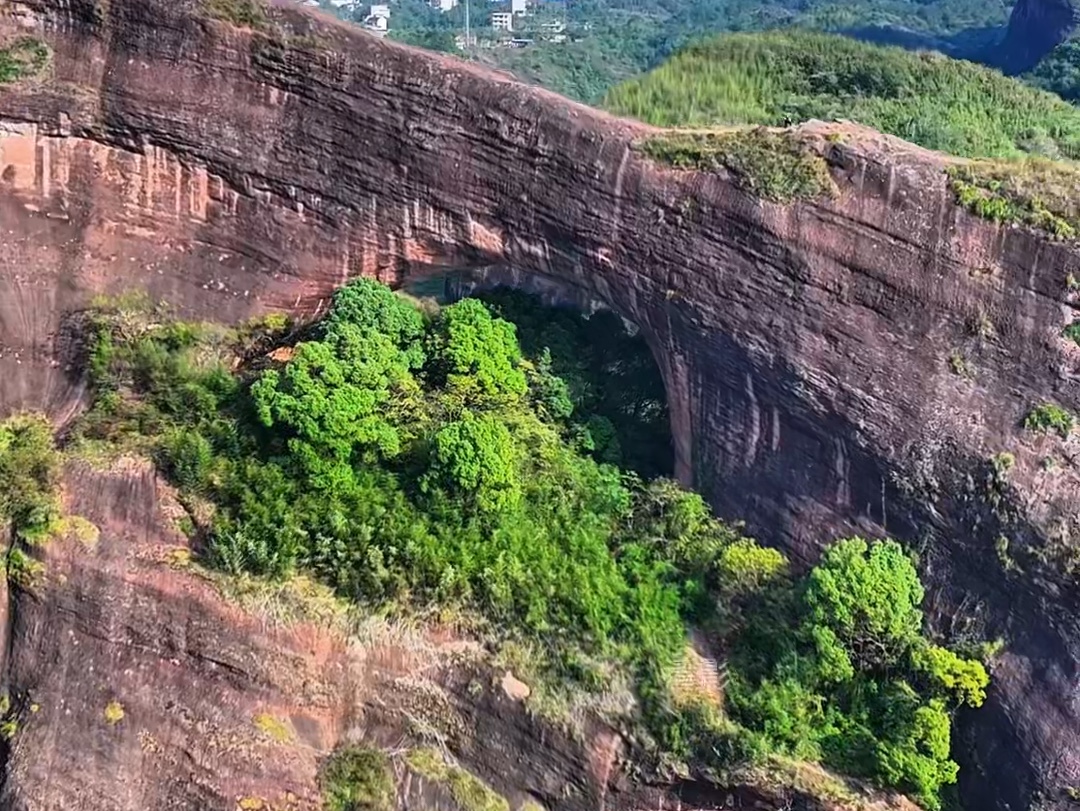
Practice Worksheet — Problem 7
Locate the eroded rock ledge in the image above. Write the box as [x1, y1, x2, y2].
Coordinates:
[2, 1, 1080, 808]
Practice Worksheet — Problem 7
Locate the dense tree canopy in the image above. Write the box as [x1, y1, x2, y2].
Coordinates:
[76, 279, 990, 809]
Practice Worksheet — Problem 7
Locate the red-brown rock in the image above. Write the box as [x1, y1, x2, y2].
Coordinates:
[1, 1, 1080, 809]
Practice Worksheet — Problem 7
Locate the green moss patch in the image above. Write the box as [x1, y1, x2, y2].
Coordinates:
[253, 712, 293, 743]
[405, 749, 509, 811]
[202, 0, 269, 29]
[638, 128, 836, 203]
[103, 700, 125, 725]
[321, 746, 395, 811]
[948, 158, 1080, 239]
[0, 38, 49, 85]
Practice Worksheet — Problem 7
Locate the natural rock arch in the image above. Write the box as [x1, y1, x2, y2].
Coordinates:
[3, 1, 1080, 808]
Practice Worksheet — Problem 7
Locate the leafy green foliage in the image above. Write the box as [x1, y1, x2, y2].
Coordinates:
[1023, 402, 1075, 437]
[426, 297, 527, 410]
[1063, 321, 1080, 347]
[804, 538, 923, 674]
[423, 413, 522, 514]
[0, 38, 49, 84]
[726, 537, 988, 810]
[0, 415, 60, 543]
[321, 746, 395, 811]
[79, 280, 989, 810]
[607, 31, 1080, 161]
[250, 324, 417, 467]
[639, 128, 836, 202]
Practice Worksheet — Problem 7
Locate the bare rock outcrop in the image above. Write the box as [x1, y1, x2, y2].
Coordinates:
[996, 0, 1080, 74]
[1, 1, 1080, 808]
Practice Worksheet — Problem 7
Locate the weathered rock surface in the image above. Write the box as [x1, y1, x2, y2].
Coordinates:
[996, 0, 1080, 74]
[2, 1, 1080, 809]
[0, 457, 912, 811]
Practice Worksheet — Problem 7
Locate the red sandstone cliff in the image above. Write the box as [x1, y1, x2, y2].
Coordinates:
[2, 1, 1080, 809]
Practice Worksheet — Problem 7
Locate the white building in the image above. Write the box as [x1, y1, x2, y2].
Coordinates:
[433, 0, 459, 11]
[491, 11, 513, 29]
[511, 0, 527, 13]
[369, 4, 390, 18]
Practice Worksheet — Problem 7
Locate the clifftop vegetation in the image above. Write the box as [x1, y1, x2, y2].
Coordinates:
[606, 30, 1080, 161]
[71, 280, 990, 809]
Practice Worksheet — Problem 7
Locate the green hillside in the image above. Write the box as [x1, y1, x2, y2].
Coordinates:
[605, 30, 1080, 160]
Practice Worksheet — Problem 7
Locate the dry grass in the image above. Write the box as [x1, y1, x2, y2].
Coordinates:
[949, 157, 1080, 239]
[210, 572, 351, 632]
[492, 638, 637, 735]
[669, 642, 724, 710]
[638, 127, 837, 202]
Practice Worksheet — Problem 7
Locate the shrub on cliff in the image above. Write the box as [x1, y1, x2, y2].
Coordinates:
[321, 746, 395, 811]
[0, 415, 61, 543]
[0, 38, 49, 85]
[637, 128, 836, 202]
[727, 537, 988, 810]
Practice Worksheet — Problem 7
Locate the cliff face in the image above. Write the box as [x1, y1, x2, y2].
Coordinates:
[3, 1, 1080, 809]
[0, 458, 706, 811]
[997, 0, 1080, 73]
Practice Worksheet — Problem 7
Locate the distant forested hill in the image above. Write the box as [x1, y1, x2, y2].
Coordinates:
[324, 0, 1014, 103]
[604, 30, 1080, 159]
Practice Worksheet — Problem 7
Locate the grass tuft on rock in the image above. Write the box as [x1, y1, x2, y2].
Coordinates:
[638, 128, 835, 203]
[103, 700, 125, 725]
[1023, 402, 1075, 438]
[253, 712, 293, 743]
[948, 158, 1080, 240]
[202, 0, 269, 29]
[405, 749, 509, 811]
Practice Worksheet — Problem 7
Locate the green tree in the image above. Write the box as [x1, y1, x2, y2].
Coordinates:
[0, 415, 60, 541]
[911, 643, 989, 708]
[715, 538, 787, 602]
[250, 323, 420, 470]
[873, 691, 958, 810]
[426, 298, 527, 409]
[803, 537, 923, 674]
[323, 278, 426, 368]
[423, 411, 522, 514]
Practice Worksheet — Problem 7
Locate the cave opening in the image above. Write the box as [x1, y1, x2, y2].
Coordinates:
[400, 270, 675, 481]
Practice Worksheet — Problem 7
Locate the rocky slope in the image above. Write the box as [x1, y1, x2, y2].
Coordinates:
[997, 0, 1080, 73]
[2, 0, 1080, 809]
[0, 457, 915, 811]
